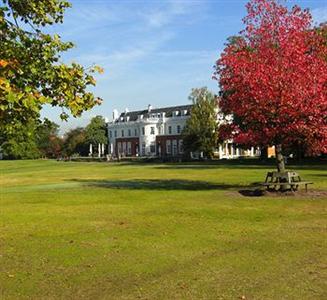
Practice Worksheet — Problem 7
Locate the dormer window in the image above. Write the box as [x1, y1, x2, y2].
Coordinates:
[174, 111, 179, 117]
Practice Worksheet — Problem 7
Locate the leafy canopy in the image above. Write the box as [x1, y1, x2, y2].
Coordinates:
[182, 87, 218, 158]
[0, 0, 103, 141]
[63, 127, 88, 156]
[85, 116, 107, 146]
[214, 0, 327, 156]
[36, 118, 62, 158]
[1, 120, 40, 159]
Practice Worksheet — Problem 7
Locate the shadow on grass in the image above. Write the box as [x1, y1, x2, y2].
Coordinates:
[238, 189, 266, 197]
[149, 159, 327, 171]
[310, 174, 327, 177]
[154, 164, 270, 170]
[69, 178, 248, 191]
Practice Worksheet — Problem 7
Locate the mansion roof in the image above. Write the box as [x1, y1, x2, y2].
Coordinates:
[115, 104, 193, 123]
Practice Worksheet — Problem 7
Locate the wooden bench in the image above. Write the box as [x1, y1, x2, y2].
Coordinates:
[258, 171, 313, 192]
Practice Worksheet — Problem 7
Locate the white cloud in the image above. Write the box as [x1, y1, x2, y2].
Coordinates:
[41, 0, 217, 131]
[141, 0, 206, 28]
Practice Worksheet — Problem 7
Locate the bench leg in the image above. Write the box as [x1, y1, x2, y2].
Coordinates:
[305, 184, 308, 192]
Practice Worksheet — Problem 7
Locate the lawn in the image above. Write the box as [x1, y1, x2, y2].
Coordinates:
[0, 160, 326, 299]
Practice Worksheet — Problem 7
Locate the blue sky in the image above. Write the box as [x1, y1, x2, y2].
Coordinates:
[41, 0, 327, 133]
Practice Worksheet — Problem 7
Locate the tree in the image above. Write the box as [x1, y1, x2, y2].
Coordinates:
[85, 116, 107, 156]
[214, 0, 327, 172]
[62, 127, 88, 156]
[182, 87, 218, 158]
[2, 121, 40, 159]
[36, 118, 62, 158]
[0, 0, 103, 149]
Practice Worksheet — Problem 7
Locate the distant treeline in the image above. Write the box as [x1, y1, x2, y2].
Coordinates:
[1, 116, 107, 160]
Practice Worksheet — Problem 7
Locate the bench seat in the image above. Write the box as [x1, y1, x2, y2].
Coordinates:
[259, 181, 313, 192]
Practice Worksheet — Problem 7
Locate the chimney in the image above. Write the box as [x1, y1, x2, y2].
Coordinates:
[148, 104, 152, 112]
[112, 109, 119, 121]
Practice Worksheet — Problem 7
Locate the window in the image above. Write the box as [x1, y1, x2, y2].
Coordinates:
[166, 140, 171, 154]
[141, 143, 146, 156]
[128, 129, 131, 137]
[122, 142, 127, 155]
[177, 125, 181, 134]
[134, 128, 138, 136]
[127, 142, 132, 155]
[158, 126, 162, 135]
[142, 127, 145, 135]
[114, 130, 117, 137]
[178, 140, 183, 154]
[172, 140, 177, 156]
[150, 126, 155, 135]
[109, 131, 112, 138]
[121, 130, 124, 137]
[168, 126, 172, 134]
[150, 143, 155, 153]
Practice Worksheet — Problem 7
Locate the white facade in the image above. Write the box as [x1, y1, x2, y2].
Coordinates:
[107, 104, 260, 159]
[107, 105, 189, 158]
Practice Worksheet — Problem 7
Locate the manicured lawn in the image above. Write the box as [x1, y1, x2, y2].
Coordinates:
[1, 160, 326, 299]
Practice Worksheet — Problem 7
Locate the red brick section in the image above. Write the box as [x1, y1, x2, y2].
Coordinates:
[156, 135, 183, 156]
[115, 137, 139, 156]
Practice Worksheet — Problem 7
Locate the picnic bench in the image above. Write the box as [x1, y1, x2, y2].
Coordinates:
[259, 171, 313, 192]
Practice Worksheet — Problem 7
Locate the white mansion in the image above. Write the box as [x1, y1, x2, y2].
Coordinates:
[107, 104, 260, 159]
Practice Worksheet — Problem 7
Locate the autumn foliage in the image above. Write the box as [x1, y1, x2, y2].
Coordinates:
[215, 0, 327, 164]
[0, 1, 103, 145]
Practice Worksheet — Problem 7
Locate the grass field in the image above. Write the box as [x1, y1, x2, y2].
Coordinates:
[1, 160, 326, 299]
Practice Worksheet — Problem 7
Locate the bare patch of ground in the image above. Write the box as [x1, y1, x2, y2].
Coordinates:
[236, 189, 327, 198]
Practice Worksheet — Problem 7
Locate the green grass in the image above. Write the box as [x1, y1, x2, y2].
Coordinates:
[1, 160, 326, 299]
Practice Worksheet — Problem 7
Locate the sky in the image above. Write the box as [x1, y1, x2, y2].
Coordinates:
[40, 0, 327, 133]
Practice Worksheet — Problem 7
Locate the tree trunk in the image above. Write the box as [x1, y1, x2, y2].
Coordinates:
[260, 146, 268, 160]
[275, 144, 285, 173]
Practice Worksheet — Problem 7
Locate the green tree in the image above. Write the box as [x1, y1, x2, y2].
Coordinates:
[182, 88, 218, 158]
[0, 0, 103, 149]
[85, 116, 107, 156]
[36, 118, 62, 158]
[2, 121, 40, 159]
[63, 127, 88, 156]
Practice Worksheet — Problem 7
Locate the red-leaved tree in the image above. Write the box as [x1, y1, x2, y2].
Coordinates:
[214, 0, 327, 172]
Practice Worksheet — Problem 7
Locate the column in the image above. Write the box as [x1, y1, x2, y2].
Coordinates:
[250, 146, 254, 157]
[219, 144, 223, 159]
